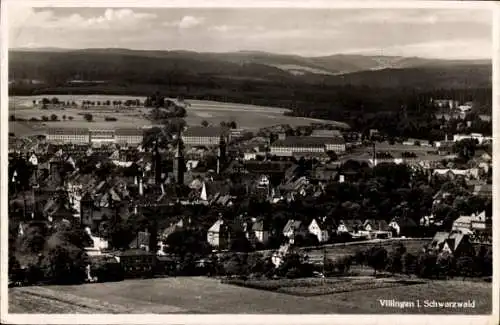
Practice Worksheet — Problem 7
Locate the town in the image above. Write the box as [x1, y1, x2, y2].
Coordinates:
[8, 94, 492, 291]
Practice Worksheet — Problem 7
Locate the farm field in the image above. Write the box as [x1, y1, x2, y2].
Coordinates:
[9, 95, 350, 136]
[9, 277, 491, 314]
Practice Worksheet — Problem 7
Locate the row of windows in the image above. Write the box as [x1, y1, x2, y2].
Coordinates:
[270, 146, 324, 153]
[183, 136, 220, 145]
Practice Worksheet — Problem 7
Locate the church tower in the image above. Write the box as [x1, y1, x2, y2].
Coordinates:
[217, 134, 226, 174]
[173, 135, 185, 185]
[153, 140, 162, 185]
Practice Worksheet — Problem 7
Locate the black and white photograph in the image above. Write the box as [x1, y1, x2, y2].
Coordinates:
[2, 0, 498, 323]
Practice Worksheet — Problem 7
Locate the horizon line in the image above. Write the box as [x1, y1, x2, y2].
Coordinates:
[8, 47, 493, 61]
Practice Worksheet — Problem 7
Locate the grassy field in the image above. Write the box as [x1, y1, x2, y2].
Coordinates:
[298, 239, 430, 263]
[9, 95, 350, 136]
[9, 276, 491, 314]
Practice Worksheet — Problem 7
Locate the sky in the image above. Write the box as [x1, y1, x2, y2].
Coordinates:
[8, 7, 493, 59]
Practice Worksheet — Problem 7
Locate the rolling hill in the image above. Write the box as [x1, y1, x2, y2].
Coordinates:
[10, 48, 491, 77]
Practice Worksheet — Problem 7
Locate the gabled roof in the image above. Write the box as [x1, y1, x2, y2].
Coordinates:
[283, 220, 304, 233]
[252, 219, 269, 232]
[446, 232, 468, 251]
[339, 219, 363, 231]
[431, 232, 450, 247]
[454, 216, 473, 226]
[391, 217, 418, 228]
[208, 219, 225, 233]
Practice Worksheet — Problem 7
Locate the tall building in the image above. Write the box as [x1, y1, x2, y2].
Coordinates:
[217, 134, 227, 174]
[153, 140, 162, 185]
[173, 137, 185, 185]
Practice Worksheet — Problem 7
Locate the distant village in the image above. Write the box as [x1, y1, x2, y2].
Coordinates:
[8, 96, 492, 285]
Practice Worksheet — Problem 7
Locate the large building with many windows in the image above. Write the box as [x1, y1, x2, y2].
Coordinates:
[115, 128, 144, 145]
[45, 127, 144, 146]
[46, 128, 90, 144]
[270, 135, 346, 156]
[182, 126, 227, 147]
[89, 129, 115, 145]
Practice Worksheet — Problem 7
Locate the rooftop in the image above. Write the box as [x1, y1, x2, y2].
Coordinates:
[47, 128, 90, 135]
[272, 136, 345, 147]
[183, 126, 225, 138]
[115, 128, 144, 136]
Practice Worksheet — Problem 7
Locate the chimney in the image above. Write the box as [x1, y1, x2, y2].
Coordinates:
[161, 183, 165, 195]
[139, 178, 143, 196]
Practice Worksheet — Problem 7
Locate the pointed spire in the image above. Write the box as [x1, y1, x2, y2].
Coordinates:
[200, 182, 208, 201]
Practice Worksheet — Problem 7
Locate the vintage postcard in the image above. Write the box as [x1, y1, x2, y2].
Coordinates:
[1, 0, 499, 324]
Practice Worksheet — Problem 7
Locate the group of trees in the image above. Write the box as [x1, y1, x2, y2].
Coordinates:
[353, 242, 492, 279]
[9, 220, 92, 285]
[81, 99, 142, 107]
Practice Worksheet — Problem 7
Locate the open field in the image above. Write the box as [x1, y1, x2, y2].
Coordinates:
[9, 277, 491, 314]
[9, 95, 350, 136]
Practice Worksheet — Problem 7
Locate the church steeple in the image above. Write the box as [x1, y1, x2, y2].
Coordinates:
[173, 131, 185, 185]
[217, 134, 226, 174]
[153, 139, 162, 185]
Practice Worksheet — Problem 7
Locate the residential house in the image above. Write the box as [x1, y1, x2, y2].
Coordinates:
[388, 217, 418, 237]
[337, 219, 364, 236]
[452, 215, 474, 234]
[430, 231, 474, 257]
[207, 218, 232, 250]
[308, 217, 332, 243]
[471, 211, 490, 232]
[363, 219, 392, 239]
[244, 218, 270, 246]
[282, 219, 309, 244]
[453, 133, 492, 145]
[114, 249, 157, 278]
[129, 230, 151, 252]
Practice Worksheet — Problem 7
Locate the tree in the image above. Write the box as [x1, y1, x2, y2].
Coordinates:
[42, 244, 88, 284]
[50, 114, 58, 121]
[201, 120, 209, 127]
[229, 121, 237, 129]
[456, 256, 476, 280]
[436, 251, 454, 278]
[366, 246, 388, 275]
[41, 115, 49, 122]
[453, 138, 477, 161]
[416, 250, 437, 278]
[62, 115, 67, 121]
[9, 115, 16, 121]
[84, 113, 93, 122]
[402, 253, 417, 276]
[68, 116, 74, 121]
[386, 250, 404, 274]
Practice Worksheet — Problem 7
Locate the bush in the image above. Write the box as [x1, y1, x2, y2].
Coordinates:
[324, 255, 353, 276]
[50, 114, 58, 121]
[83, 113, 93, 122]
[105, 116, 118, 121]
